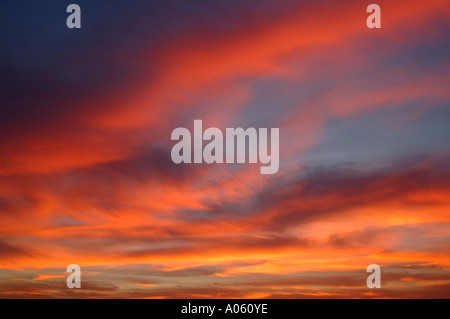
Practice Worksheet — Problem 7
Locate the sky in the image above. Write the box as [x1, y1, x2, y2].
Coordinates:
[0, 0, 450, 298]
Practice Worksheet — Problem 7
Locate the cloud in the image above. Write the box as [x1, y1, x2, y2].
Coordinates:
[1, 0, 449, 297]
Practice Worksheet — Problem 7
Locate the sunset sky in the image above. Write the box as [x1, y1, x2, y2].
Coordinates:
[1, 0, 450, 298]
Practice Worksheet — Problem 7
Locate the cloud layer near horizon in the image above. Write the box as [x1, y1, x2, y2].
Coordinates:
[1, 0, 450, 298]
